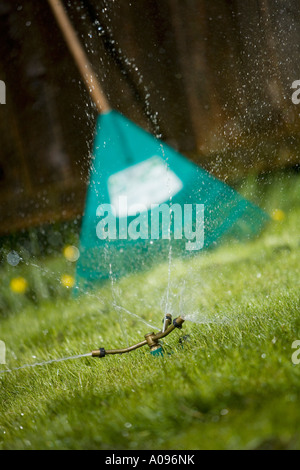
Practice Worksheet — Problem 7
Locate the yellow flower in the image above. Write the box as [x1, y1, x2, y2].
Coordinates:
[271, 209, 285, 222]
[61, 274, 75, 289]
[10, 277, 28, 294]
[63, 245, 80, 263]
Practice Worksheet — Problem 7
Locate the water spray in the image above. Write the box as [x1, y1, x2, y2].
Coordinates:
[91, 314, 185, 358]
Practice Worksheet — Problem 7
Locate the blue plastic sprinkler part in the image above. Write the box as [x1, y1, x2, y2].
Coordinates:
[150, 345, 164, 357]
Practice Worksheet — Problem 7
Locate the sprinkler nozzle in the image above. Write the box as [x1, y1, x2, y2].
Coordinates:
[173, 316, 185, 329]
[91, 315, 185, 358]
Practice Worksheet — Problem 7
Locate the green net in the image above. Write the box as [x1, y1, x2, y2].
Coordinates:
[75, 110, 269, 290]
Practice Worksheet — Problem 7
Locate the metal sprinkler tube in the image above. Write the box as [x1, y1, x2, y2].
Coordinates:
[91, 315, 185, 358]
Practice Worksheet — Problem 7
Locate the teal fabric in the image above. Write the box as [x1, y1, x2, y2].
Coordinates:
[75, 110, 269, 289]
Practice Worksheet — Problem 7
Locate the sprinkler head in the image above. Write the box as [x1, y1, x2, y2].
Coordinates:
[91, 315, 185, 359]
[162, 313, 173, 330]
[173, 316, 185, 329]
[150, 345, 164, 357]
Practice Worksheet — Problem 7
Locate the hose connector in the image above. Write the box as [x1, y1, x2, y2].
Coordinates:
[92, 347, 106, 358]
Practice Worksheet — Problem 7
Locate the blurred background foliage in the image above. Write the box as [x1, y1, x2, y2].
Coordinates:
[0, 0, 299, 316]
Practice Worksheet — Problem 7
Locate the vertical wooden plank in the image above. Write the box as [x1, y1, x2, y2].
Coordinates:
[169, 0, 217, 153]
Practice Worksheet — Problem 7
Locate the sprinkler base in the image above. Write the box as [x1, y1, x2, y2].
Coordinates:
[150, 345, 164, 357]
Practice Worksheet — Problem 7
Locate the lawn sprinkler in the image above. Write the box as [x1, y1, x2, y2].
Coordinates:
[0, 315, 185, 375]
[91, 315, 185, 358]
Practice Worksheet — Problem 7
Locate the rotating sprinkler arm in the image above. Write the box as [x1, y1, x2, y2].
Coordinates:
[91, 315, 185, 358]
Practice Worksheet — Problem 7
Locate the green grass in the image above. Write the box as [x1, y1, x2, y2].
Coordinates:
[0, 170, 299, 450]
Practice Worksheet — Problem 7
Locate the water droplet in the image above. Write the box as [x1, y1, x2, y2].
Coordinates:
[7, 251, 21, 266]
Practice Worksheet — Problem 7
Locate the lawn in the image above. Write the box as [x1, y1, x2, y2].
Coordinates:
[0, 170, 299, 450]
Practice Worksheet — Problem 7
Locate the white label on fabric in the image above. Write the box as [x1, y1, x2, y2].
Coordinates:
[107, 156, 183, 218]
